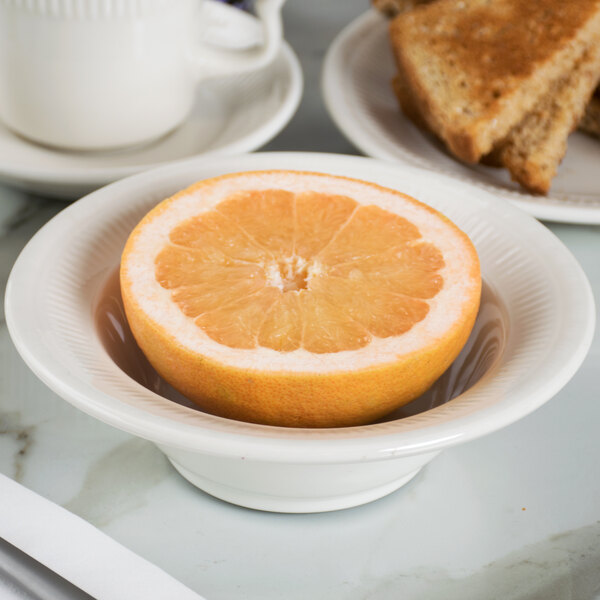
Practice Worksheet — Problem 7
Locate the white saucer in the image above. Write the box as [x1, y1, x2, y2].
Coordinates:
[322, 11, 600, 224]
[0, 43, 302, 199]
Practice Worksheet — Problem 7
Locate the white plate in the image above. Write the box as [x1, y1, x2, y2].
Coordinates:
[6, 152, 594, 512]
[322, 11, 600, 224]
[0, 44, 302, 199]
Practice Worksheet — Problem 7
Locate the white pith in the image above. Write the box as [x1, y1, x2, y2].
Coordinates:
[122, 172, 480, 373]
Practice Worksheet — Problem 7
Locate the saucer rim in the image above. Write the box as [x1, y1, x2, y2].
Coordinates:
[0, 43, 303, 188]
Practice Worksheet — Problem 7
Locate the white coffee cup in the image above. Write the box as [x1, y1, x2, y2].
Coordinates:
[0, 0, 285, 150]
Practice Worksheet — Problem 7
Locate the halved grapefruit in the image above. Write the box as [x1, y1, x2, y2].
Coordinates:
[120, 171, 481, 427]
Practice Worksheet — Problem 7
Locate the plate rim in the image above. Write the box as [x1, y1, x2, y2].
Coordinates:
[321, 10, 600, 225]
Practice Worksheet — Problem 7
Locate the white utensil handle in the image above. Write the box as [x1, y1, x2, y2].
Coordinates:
[194, 0, 285, 81]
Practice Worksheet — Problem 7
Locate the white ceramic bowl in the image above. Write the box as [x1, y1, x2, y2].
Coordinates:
[6, 152, 595, 513]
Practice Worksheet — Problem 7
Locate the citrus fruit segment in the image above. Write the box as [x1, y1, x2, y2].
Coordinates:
[257, 291, 303, 352]
[217, 190, 295, 256]
[120, 170, 481, 428]
[294, 192, 357, 258]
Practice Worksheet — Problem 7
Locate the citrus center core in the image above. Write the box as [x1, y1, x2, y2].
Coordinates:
[265, 256, 321, 292]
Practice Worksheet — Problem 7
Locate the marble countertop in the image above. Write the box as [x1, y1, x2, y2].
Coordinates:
[2, 1, 600, 598]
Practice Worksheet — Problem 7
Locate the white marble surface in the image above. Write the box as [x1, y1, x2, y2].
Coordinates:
[1, 1, 600, 598]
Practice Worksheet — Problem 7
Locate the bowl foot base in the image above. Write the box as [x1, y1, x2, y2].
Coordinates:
[167, 458, 422, 513]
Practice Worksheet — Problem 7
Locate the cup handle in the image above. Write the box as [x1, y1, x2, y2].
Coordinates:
[193, 0, 285, 81]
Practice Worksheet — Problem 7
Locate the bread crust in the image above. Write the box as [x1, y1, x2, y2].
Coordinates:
[496, 47, 600, 194]
[580, 89, 600, 138]
[372, 0, 433, 17]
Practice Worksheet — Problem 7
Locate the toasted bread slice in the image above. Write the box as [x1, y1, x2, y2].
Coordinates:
[393, 50, 600, 194]
[579, 88, 600, 138]
[491, 48, 600, 193]
[389, 0, 600, 163]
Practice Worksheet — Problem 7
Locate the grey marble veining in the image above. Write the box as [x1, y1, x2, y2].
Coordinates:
[1, 0, 600, 598]
[352, 520, 600, 599]
[0, 412, 34, 482]
[63, 439, 171, 528]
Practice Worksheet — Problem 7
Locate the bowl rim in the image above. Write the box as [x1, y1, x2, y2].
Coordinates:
[5, 152, 596, 463]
